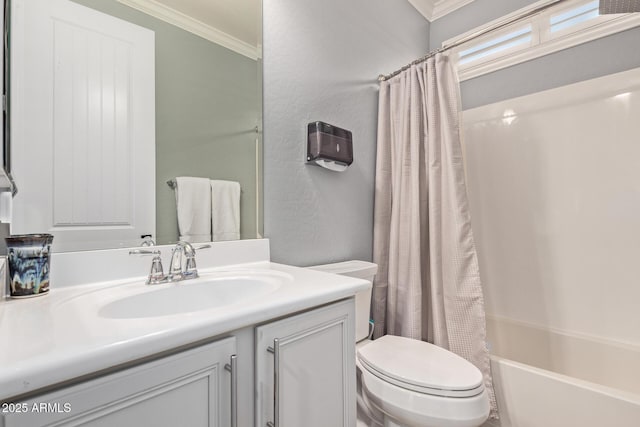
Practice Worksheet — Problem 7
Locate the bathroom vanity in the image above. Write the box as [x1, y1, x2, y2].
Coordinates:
[0, 239, 366, 427]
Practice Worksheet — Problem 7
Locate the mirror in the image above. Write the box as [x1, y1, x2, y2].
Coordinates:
[9, 0, 262, 251]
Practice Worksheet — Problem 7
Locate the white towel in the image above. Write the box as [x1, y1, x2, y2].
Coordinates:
[210, 180, 240, 241]
[174, 177, 212, 243]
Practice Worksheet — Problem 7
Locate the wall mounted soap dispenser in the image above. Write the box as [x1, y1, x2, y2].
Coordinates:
[306, 122, 353, 172]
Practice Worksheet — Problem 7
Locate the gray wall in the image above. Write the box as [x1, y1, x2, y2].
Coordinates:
[263, 0, 430, 265]
[74, 0, 261, 243]
[430, 0, 640, 109]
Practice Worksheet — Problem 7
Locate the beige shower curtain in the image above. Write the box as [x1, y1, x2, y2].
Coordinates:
[372, 53, 497, 416]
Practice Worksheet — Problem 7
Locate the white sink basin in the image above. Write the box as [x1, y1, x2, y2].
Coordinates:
[98, 275, 282, 319]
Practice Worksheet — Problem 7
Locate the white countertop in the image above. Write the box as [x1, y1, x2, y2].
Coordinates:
[0, 261, 370, 401]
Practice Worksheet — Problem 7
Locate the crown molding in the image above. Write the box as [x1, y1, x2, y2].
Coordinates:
[408, 0, 477, 21]
[407, 0, 436, 20]
[117, 0, 260, 60]
[432, 0, 477, 20]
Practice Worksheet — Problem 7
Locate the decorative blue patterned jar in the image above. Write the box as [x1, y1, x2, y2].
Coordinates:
[5, 234, 54, 298]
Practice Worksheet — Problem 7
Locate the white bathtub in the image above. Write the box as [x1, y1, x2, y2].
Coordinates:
[461, 68, 640, 427]
[482, 316, 640, 427]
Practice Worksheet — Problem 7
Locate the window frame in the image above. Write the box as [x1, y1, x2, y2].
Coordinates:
[447, 0, 640, 81]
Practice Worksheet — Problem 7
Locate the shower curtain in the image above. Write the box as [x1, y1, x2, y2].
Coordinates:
[372, 53, 497, 416]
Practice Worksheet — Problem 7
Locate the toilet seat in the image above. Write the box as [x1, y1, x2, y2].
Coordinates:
[357, 335, 485, 398]
[357, 358, 490, 427]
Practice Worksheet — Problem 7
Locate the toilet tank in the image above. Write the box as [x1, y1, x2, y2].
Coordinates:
[307, 260, 378, 342]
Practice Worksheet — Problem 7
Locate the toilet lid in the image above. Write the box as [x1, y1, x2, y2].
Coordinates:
[357, 335, 485, 398]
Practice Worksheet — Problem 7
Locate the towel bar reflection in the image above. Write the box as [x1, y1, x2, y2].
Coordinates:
[167, 179, 243, 193]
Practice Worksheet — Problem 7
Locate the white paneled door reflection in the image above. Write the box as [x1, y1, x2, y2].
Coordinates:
[11, 0, 155, 251]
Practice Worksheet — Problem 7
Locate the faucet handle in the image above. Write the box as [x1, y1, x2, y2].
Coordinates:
[129, 249, 160, 256]
[129, 249, 167, 285]
[147, 255, 166, 285]
[184, 255, 198, 279]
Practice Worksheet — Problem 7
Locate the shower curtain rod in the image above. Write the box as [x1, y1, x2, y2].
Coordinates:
[378, 0, 566, 81]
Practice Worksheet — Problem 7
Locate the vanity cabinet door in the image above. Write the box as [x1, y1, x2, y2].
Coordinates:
[2, 337, 236, 427]
[255, 298, 356, 427]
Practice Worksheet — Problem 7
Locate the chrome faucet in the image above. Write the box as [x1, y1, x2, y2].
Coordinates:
[129, 241, 210, 285]
[168, 241, 211, 282]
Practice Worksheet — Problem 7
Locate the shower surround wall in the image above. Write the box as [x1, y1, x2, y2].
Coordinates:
[263, 0, 429, 265]
[463, 67, 640, 427]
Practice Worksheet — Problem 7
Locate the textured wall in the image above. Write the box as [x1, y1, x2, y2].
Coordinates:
[263, 0, 430, 265]
[430, 0, 640, 109]
[74, 0, 261, 244]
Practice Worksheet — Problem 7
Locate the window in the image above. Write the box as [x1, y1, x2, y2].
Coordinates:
[549, 1, 600, 34]
[448, 0, 640, 81]
[458, 25, 534, 66]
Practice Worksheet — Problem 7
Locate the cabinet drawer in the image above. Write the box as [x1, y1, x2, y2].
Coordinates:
[2, 337, 236, 427]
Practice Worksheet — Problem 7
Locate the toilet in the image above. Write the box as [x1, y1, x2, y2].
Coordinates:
[309, 261, 490, 427]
